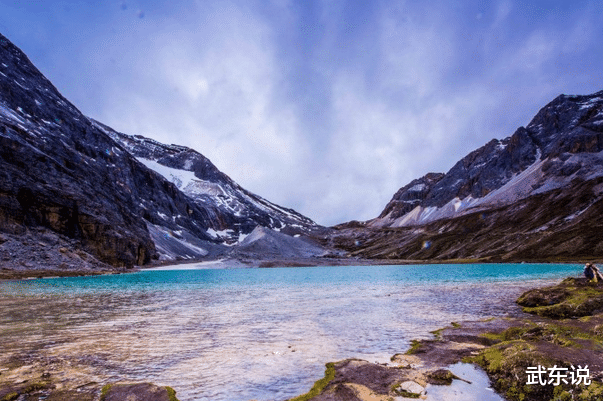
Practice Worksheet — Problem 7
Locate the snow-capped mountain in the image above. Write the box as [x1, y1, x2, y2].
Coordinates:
[0, 32, 322, 267]
[372, 91, 603, 228]
[93, 120, 321, 244]
[328, 90, 603, 261]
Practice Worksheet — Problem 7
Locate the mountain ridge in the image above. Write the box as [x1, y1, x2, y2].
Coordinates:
[367, 90, 603, 229]
[0, 32, 325, 271]
[326, 90, 603, 261]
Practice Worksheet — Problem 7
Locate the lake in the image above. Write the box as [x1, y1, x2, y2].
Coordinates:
[0, 263, 581, 400]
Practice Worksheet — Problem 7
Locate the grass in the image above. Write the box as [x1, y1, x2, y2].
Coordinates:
[288, 363, 336, 401]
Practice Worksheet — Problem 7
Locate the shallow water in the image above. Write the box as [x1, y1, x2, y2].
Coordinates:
[0, 263, 580, 400]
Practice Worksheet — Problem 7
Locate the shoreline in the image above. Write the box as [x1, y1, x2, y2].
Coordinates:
[287, 277, 603, 401]
[1, 269, 600, 400]
[1, 255, 591, 281]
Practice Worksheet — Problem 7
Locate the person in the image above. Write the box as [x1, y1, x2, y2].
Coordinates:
[584, 263, 603, 282]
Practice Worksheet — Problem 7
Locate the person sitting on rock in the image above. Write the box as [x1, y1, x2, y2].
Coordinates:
[584, 263, 603, 282]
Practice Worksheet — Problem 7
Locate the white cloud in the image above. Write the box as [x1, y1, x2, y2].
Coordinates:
[93, 2, 312, 216]
[45, 0, 603, 227]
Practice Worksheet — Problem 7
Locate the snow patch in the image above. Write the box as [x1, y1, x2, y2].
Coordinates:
[137, 157, 199, 189]
[580, 97, 603, 109]
[206, 228, 235, 239]
[408, 183, 427, 192]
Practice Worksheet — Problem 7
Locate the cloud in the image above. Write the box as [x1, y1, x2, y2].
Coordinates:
[27, 0, 603, 226]
[90, 2, 313, 212]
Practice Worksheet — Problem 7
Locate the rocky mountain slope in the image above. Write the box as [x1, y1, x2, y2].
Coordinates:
[327, 90, 603, 261]
[93, 120, 320, 244]
[0, 33, 324, 271]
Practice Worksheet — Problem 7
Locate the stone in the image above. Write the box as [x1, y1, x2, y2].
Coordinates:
[399, 380, 425, 395]
[101, 383, 177, 401]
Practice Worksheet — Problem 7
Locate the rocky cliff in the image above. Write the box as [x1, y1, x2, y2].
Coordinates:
[373, 91, 603, 228]
[0, 33, 323, 270]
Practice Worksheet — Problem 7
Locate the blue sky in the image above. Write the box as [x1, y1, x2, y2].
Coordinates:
[1, 0, 603, 226]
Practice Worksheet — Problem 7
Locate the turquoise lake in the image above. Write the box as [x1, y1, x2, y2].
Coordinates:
[0, 263, 582, 400]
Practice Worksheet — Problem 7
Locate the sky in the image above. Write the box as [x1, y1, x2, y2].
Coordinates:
[1, 0, 603, 226]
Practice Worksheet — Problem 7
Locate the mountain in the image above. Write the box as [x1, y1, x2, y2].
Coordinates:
[93, 120, 320, 243]
[0, 33, 323, 272]
[327, 90, 603, 261]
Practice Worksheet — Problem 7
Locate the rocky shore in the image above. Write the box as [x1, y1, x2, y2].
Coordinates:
[287, 277, 603, 401]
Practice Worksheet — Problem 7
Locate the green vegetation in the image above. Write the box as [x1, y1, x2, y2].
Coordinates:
[427, 369, 455, 385]
[391, 383, 421, 398]
[577, 382, 603, 400]
[166, 386, 179, 401]
[394, 389, 420, 398]
[466, 340, 561, 401]
[100, 384, 112, 401]
[0, 393, 18, 401]
[518, 278, 603, 319]
[451, 322, 461, 328]
[23, 381, 50, 393]
[462, 277, 603, 400]
[404, 339, 424, 355]
[429, 327, 445, 339]
[288, 363, 336, 401]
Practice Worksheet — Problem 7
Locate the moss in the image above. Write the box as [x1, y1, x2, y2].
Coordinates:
[451, 322, 461, 328]
[165, 386, 179, 401]
[553, 386, 572, 401]
[392, 384, 421, 398]
[100, 384, 112, 401]
[430, 328, 444, 340]
[0, 393, 18, 401]
[520, 285, 603, 319]
[467, 341, 560, 401]
[404, 340, 424, 355]
[427, 369, 455, 385]
[288, 362, 336, 401]
[578, 381, 603, 401]
[23, 381, 50, 393]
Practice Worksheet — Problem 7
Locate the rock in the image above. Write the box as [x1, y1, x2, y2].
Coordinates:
[101, 383, 178, 401]
[517, 277, 603, 319]
[426, 369, 455, 385]
[399, 380, 425, 394]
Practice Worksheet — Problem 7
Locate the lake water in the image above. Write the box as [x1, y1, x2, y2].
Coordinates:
[0, 263, 581, 400]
